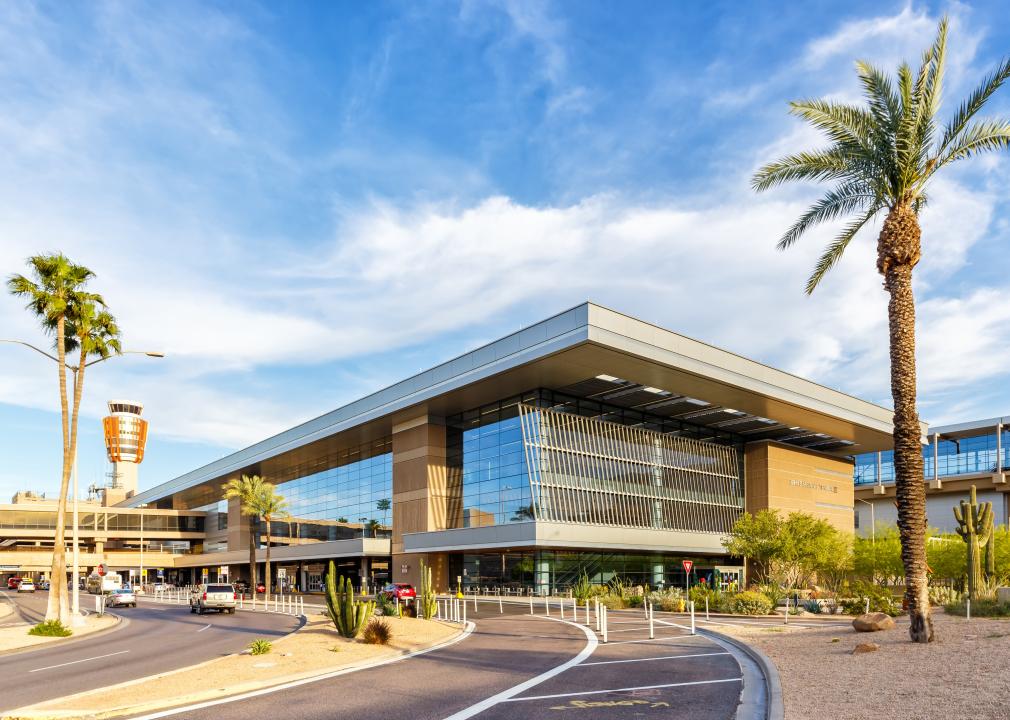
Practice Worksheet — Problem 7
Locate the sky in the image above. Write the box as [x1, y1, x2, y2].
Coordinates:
[0, 0, 1008, 500]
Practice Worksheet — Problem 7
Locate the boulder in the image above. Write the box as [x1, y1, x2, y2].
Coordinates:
[852, 612, 895, 632]
[852, 642, 880, 654]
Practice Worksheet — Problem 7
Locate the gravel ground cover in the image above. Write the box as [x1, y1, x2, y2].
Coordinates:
[14, 612, 462, 718]
[718, 611, 1010, 720]
[0, 612, 117, 653]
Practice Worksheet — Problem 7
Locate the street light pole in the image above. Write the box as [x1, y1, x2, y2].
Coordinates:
[856, 497, 875, 543]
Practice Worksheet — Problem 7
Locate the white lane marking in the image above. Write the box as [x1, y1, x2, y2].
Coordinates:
[504, 676, 743, 702]
[579, 651, 731, 667]
[129, 622, 476, 719]
[602, 635, 704, 646]
[441, 617, 597, 720]
[30, 650, 129, 673]
[196, 624, 211, 633]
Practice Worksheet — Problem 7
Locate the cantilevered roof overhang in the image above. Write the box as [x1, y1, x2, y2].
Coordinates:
[126, 302, 910, 507]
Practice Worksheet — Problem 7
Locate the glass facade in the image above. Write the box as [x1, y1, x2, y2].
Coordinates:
[854, 428, 1010, 485]
[446, 390, 744, 532]
[0, 509, 203, 533]
[449, 550, 742, 593]
[265, 438, 393, 545]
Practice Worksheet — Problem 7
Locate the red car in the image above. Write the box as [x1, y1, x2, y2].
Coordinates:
[379, 583, 416, 602]
[6, 577, 21, 590]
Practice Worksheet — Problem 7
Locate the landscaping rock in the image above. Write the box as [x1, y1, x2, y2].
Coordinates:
[852, 642, 880, 654]
[852, 612, 895, 632]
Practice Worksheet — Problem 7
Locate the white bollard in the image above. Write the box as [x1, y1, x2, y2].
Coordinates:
[785, 597, 789, 625]
[499, 593, 503, 614]
[462, 598, 467, 624]
[865, 597, 870, 615]
[529, 594, 534, 615]
[573, 597, 577, 619]
[706, 596, 709, 621]
[585, 599, 590, 625]
[560, 598, 565, 620]
[690, 600, 696, 635]
[544, 595, 550, 616]
[602, 605, 608, 643]
[474, 592, 477, 612]
[595, 598, 600, 632]
[649, 602, 655, 639]
[967, 598, 972, 621]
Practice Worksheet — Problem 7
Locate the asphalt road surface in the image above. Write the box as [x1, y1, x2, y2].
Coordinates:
[138, 601, 745, 720]
[0, 589, 300, 713]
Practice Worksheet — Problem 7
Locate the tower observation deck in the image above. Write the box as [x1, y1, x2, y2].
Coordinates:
[102, 400, 149, 501]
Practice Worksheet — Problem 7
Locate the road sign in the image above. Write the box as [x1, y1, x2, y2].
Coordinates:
[682, 560, 693, 575]
[277, 568, 287, 579]
[157, 569, 164, 578]
[97, 564, 106, 577]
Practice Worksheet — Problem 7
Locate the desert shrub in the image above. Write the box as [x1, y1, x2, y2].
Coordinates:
[571, 572, 594, 602]
[598, 594, 625, 610]
[608, 577, 630, 599]
[944, 599, 1010, 617]
[626, 595, 644, 608]
[657, 594, 686, 613]
[753, 583, 787, 607]
[729, 590, 774, 615]
[928, 585, 961, 607]
[28, 620, 72, 637]
[248, 639, 272, 655]
[802, 599, 822, 614]
[839, 582, 901, 616]
[375, 594, 398, 617]
[362, 618, 393, 645]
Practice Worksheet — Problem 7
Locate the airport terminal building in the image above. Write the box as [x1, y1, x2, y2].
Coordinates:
[107, 303, 898, 593]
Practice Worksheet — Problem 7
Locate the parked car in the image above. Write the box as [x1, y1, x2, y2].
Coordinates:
[255, 582, 266, 594]
[233, 580, 249, 594]
[190, 583, 237, 614]
[379, 583, 416, 602]
[105, 588, 137, 608]
[7, 577, 21, 590]
[39, 579, 50, 590]
[17, 579, 35, 593]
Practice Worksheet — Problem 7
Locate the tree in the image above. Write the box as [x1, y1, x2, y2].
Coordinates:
[222, 474, 268, 595]
[854, 526, 906, 586]
[7, 254, 111, 624]
[722, 510, 785, 583]
[246, 482, 288, 602]
[752, 19, 1010, 642]
[365, 518, 382, 538]
[376, 498, 390, 527]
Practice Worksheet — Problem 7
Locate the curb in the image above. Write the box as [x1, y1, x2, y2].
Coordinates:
[698, 627, 784, 720]
[0, 612, 124, 659]
[7, 619, 471, 720]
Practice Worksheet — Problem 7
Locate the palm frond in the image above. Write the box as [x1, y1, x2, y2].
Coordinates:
[935, 55, 1010, 159]
[804, 208, 880, 294]
[935, 120, 1010, 168]
[789, 100, 875, 145]
[752, 149, 850, 192]
[777, 182, 877, 250]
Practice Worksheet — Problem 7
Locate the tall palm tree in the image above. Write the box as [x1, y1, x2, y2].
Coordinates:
[222, 474, 267, 596]
[752, 19, 1010, 643]
[247, 482, 288, 603]
[7, 254, 98, 624]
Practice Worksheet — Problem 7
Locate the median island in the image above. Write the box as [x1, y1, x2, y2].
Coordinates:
[9, 610, 462, 719]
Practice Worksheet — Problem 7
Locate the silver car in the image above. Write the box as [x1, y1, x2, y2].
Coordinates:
[190, 583, 237, 614]
[106, 588, 137, 608]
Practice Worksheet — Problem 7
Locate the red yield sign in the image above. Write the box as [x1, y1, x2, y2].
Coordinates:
[97, 564, 106, 577]
[682, 560, 693, 575]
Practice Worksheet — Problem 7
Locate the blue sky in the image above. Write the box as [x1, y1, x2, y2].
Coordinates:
[1, 1, 1009, 499]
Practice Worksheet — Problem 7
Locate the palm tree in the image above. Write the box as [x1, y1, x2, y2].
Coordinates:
[7, 254, 99, 624]
[247, 482, 288, 603]
[376, 498, 391, 528]
[752, 19, 1010, 643]
[222, 474, 267, 596]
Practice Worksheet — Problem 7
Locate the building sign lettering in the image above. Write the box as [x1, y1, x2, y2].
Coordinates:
[789, 479, 838, 494]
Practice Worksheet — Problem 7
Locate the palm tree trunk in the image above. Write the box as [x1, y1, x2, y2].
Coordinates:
[248, 519, 257, 598]
[46, 315, 71, 624]
[264, 518, 271, 604]
[879, 205, 933, 643]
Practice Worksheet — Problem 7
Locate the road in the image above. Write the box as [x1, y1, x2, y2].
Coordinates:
[136, 601, 747, 720]
[0, 589, 301, 713]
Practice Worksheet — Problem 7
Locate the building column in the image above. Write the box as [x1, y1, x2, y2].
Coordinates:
[390, 412, 456, 592]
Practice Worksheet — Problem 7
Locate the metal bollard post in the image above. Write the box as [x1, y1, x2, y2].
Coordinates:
[499, 593, 503, 614]
[690, 601, 696, 635]
[573, 597, 577, 619]
[785, 597, 789, 625]
[560, 598, 565, 620]
[462, 598, 467, 625]
[602, 605, 608, 643]
[595, 598, 600, 632]
[865, 597, 870, 615]
[649, 602, 654, 639]
[967, 598, 972, 621]
[396, 596, 400, 616]
[474, 592, 477, 612]
[706, 596, 709, 621]
[529, 593, 534, 615]
[544, 595, 550, 616]
[585, 599, 590, 625]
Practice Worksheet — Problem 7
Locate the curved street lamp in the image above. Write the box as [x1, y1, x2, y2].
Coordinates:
[0, 339, 164, 622]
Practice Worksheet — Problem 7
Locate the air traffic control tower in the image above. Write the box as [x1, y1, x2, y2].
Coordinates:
[102, 400, 149, 505]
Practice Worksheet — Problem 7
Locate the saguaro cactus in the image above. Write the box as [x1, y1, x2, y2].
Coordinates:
[953, 485, 994, 600]
[419, 559, 437, 620]
[325, 561, 375, 638]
